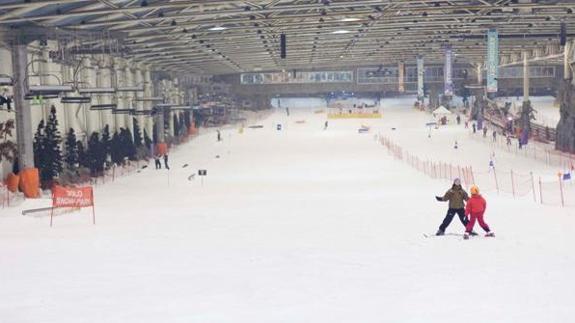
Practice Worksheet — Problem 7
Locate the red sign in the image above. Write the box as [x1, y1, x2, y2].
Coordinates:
[52, 185, 94, 208]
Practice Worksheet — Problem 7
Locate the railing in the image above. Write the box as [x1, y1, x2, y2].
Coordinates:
[378, 134, 575, 207]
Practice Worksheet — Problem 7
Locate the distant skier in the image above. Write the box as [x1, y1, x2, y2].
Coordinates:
[492, 130, 497, 142]
[506, 135, 512, 146]
[472, 123, 477, 134]
[286, 107, 290, 116]
[456, 114, 461, 125]
[163, 154, 170, 170]
[463, 185, 494, 239]
[217, 130, 222, 142]
[324, 120, 328, 130]
[465, 120, 469, 129]
[435, 178, 474, 236]
[483, 126, 488, 138]
[454, 140, 458, 149]
[488, 158, 495, 172]
[154, 154, 162, 169]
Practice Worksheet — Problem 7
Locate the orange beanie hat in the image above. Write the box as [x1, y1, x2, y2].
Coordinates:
[470, 185, 479, 195]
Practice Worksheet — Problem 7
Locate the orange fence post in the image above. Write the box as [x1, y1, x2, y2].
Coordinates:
[510, 170, 516, 198]
[539, 177, 543, 205]
[493, 168, 500, 194]
[559, 175, 565, 207]
[530, 172, 536, 203]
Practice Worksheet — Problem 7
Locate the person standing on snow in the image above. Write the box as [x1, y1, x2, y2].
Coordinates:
[435, 178, 474, 236]
[483, 126, 488, 138]
[154, 154, 162, 169]
[464, 185, 494, 239]
[324, 120, 328, 130]
[217, 130, 222, 142]
[163, 154, 170, 170]
[492, 130, 497, 142]
[472, 123, 476, 133]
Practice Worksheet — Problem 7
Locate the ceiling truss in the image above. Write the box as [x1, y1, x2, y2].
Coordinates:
[0, 0, 574, 75]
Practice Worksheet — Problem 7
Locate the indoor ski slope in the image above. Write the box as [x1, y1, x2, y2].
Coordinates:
[1, 98, 574, 323]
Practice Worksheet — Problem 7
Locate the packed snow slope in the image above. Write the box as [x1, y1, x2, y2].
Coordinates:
[1, 97, 574, 323]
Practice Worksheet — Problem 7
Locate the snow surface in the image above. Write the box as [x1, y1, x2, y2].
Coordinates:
[1, 97, 575, 323]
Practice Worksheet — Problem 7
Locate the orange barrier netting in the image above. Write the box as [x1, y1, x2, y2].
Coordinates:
[91, 161, 142, 186]
[1, 183, 13, 208]
[378, 134, 575, 207]
[468, 131, 575, 170]
[379, 135, 474, 188]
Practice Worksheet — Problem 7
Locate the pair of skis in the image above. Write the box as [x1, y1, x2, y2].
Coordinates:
[423, 232, 495, 239]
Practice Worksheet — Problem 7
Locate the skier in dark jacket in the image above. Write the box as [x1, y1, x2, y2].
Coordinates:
[163, 154, 170, 170]
[435, 178, 475, 236]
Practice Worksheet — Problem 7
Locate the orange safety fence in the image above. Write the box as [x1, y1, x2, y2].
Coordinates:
[0, 183, 13, 208]
[378, 134, 575, 208]
[379, 135, 474, 188]
[468, 131, 575, 170]
[91, 161, 142, 186]
[1, 177, 25, 209]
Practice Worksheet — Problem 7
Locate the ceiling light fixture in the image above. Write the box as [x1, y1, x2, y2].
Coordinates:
[340, 17, 360, 22]
[209, 26, 227, 31]
[332, 30, 352, 34]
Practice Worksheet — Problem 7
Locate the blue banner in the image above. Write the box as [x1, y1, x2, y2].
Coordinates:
[417, 56, 424, 100]
[444, 46, 453, 96]
[487, 28, 499, 93]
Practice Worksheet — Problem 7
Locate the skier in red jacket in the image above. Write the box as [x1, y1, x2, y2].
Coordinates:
[464, 185, 495, 239]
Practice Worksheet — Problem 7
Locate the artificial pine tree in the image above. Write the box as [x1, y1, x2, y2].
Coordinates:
[173, 113, 179, 137]
[77, 140, 89, 168]
[110, 131, 123, 164]
[119, 128, 136, 161]
[101, 124, 111, 161]
[152, 123, 158, 144]
[143, 129, 152, 148]
[33, 120, 46, 171]
[132, 118, 143, 147]
[40, 106, 63, 186]
[64, 128, 79, 170]
[87, 132, 105, 176]
[0, 119, 17, 164]
[184, 111, 191, 129]
[178, 112, 186, 136]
